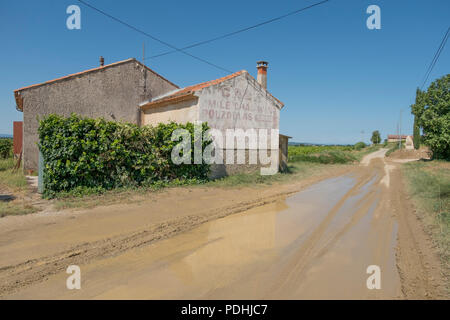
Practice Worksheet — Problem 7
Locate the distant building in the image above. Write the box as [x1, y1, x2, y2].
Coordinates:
[387, 134, 409, 143]
[387, 134, 414, 150]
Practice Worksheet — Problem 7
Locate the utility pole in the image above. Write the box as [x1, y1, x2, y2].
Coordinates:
[396, 122, 399, 148]
[398, 109, 403, 150]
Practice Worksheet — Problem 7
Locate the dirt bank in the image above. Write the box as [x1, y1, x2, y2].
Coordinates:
[387, 147, 431, 161]
[386, 159, 447, 298]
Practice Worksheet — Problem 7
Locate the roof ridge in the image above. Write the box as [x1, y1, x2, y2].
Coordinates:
[141, 69, 284, 110]
[14, 58, 179, 111]
[182, 70, 245, 92]
[14, 58, 178, 93]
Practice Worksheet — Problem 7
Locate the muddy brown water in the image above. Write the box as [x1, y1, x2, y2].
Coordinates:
[7, 160, 402, 299]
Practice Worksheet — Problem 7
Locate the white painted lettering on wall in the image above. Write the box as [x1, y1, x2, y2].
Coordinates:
[199, 83, 279, 131]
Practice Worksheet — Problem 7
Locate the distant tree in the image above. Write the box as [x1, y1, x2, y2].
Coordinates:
[413, 115, 420, 149]
[370, 130, 381, 144]
[354, 141, 366, 150]
[411, 87, 426, 150]
[411, 88, 426, 120]
[411, 75, 449, 159]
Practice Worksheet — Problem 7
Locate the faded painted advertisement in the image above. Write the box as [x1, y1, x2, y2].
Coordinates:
[197, 73, 279, 130]
[197, 72, 280, 149]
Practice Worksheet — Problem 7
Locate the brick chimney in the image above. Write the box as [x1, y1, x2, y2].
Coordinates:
[100, 56, 104, 66]
[256, 61, 268, 89]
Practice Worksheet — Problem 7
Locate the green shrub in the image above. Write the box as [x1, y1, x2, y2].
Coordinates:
[413, 115, 421, 150]
[0, 138, 13, 159]
[385, 142, 401, 157]
[354, 141, 366, 150]
[38, 114, 211, 198]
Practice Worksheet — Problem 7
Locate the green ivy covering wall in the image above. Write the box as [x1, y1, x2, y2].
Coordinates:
[38, 114, 211, 198]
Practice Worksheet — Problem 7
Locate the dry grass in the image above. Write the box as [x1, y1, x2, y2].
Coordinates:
[53, 187, 149, 210]
[0, 158, 28, 189]
[12, 146, 384, 212]
[402, 160, 450, 278]
[0, 202, 37, 218]
[49, 145, 382, 210]
[0, 158, 38, 217]
[208, 161, 347, 188]
[53, 162, 350, 210]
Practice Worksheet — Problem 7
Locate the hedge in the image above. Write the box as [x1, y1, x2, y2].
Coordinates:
[38, 114, 211, 198]
[354, 142, 366, 150]
[0, 138, 13, 159]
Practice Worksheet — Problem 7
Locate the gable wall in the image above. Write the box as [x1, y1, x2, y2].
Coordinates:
[197, 72, 280, 149]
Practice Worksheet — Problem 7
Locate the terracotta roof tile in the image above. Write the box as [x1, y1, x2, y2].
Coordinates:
[141, 70, 284, 109]
[176, 70, 245, 95]
[388, 135, 411, 139]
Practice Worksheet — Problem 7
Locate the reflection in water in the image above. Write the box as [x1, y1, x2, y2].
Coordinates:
[136, 175, 380, 299]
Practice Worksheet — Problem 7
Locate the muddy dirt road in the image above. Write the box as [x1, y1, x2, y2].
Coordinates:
[0, 150, 446, 299]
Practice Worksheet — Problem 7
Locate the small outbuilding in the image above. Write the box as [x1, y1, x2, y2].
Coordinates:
[387, 134, 414, 150]
[387, 134, 409, 143]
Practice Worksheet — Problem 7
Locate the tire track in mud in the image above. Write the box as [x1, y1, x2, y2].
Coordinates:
[267, 164, 383, 296]
[0, 188, 306, 297]
[314, 186, 381, 260]
[266, 156, 446, 299]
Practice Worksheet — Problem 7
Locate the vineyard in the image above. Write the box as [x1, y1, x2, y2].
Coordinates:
[288, 145, 353, 157]
[288, 144, 373, 164]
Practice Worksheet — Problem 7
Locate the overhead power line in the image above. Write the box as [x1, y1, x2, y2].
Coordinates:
[420, 26, 449, 89]
[77, 0, 233, 73]
[146, 0, 330, 60]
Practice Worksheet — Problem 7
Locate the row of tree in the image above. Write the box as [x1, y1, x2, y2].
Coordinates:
[411, 74, 449, 160]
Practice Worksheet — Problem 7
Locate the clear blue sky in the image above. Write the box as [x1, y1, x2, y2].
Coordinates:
[1, 0, 449, 144]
